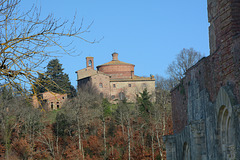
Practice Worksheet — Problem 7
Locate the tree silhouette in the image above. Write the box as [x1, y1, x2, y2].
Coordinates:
[34, 59, 76, 98]
[167, 48, 203, 85]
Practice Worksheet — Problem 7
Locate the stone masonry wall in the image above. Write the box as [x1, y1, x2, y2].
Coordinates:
[32, 92, 67, 110]
[110, 80, 155, 102]
[91, 73, 110, 98]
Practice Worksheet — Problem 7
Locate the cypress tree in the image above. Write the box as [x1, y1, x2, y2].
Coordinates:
[34, 59, 76, 98]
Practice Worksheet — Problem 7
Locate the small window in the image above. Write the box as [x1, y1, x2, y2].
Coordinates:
[57, 105, 59, 109]
[99, 83, 103, 88]
[128, 84, 131, 87]
[113, 84, 116, 88]
[111, 95, 115, 99]
[51, 102, 53, 109]
[62, 97, 64, 99]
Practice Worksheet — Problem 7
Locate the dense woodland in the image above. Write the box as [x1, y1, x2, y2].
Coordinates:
[0, 75, 173, 160]
[0, 49, 201, 159]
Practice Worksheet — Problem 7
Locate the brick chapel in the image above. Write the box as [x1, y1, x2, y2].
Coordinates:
[76, 53, 155, 102]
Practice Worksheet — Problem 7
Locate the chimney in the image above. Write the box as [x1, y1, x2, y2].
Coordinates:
[112, 52, 118, 61]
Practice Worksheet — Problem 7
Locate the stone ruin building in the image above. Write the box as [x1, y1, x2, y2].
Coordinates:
[32, 92, 67, 111]
[164, 0, 240, 159]
[76, 53, 155, 102]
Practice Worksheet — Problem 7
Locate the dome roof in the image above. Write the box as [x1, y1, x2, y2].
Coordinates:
[97, 52, 134, 68]
[97, 60, 134, 67]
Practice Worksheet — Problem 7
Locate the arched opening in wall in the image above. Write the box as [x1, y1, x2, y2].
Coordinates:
[119, 92, 125, 100]
[51, 102, 53, 110]
[88, 60, 92, 67]
[57, 102, 59, 109]
[217, 105, 234, 159]
[183, 142, 190, 160]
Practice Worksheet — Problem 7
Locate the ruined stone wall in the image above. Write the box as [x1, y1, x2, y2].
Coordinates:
[171, 0, 240, 135]
[207, 0, 240, 102]
[166, 0, 240, 159]
[32, 92, 67, 110]
[171, 80, 188, 134]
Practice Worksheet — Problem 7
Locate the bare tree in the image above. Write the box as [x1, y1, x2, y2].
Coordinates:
[115, 99, 134, 160]
[0, 87, 43, 159]
[0, 0, 96, 95]
[63, 83, 102, 160]
[154, 75, 172, 159]
[167, 48, 203, 84]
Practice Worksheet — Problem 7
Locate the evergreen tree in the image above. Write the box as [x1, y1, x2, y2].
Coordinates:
[33, 73, 47, 94]
[136, 88, 153, 119]
[34, 59, 76, 98]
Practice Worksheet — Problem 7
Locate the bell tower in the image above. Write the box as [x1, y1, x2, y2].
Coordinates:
[86, 57, 94, 69]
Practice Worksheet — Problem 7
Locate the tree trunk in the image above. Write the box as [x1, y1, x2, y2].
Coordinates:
[141, 130, 145, 150]
[121, 112, 125, 137]
[56, 122, 59, 155]
[5, 119, 10, 160]
[103, 118, 107, 160]
[127, 120, 131, 160]
[156, 129, 163, 160]
[5, 134, 9, 160]
[151, 130, 155, 160]
[77, 118, 84, 160]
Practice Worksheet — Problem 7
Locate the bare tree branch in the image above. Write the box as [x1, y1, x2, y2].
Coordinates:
[0, 0, 97, 95]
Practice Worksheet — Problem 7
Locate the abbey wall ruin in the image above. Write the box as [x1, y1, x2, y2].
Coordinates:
[164, 0, 240, 159]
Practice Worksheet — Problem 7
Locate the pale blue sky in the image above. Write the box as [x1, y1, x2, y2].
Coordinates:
[21, 0, 209, 87]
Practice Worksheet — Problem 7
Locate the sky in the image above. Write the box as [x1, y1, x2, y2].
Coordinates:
[21, 0, 210, 88]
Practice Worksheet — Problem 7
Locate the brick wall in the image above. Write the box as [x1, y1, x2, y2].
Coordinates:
[97, 65, 135, 79]
[171, 0, 240, 134]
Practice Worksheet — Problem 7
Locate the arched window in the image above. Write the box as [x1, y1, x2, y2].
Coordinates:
[183, 142, 190, 160]
[51, 102, 53, 110]
[216, 87, 236, 159]
[88, 60, 92, 67]
[119, 92, 125, 100]
[217, 105, 234, 159]
[99, 83, 103, 88]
